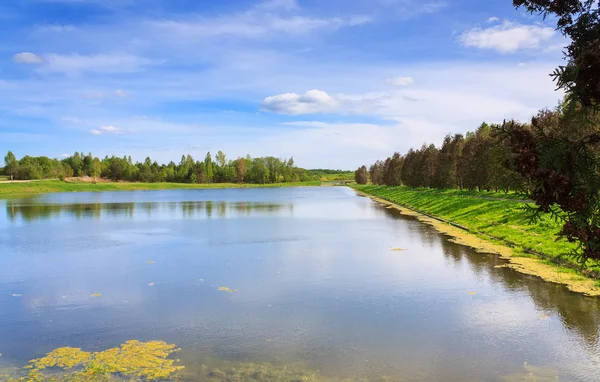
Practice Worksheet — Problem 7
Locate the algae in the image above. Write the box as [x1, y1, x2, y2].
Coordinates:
[90, 293, 101, 297]
[218, 287, 238, 293]
[2, 340, 183, 381]
[356, 190, 600, 297]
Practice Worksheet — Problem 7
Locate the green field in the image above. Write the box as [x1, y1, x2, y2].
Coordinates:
[0, 180, 322, 198]
[353, 185, 600, 275]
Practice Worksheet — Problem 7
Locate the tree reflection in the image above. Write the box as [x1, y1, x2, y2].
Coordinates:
[378, 202, 600, 349]
[6, 200, 293, 222]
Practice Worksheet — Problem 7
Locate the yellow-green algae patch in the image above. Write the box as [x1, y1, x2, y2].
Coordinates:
[218, 287, 238, 293]
[2, 340, 183, 381]
[357, 190, 600, 297]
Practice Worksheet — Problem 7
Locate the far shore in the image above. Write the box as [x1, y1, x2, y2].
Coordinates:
[0, 179, 324, 198]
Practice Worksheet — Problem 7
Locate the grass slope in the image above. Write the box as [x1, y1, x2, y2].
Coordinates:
[353, 185, 600, 275]
[0, 180, 322, 198]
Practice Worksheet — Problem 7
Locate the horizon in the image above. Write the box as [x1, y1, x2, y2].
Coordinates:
[1, 0, 566, 169]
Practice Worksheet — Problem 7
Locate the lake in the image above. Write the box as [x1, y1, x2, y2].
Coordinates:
[0, 187, 599, 381]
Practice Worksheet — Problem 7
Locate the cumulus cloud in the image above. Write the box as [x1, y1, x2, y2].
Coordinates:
[261, 89, 337, 115]
[460, 21, 556, 53]
[385, 76, 414, 87]
[89, 125, 131, 135]
[13, 52, 44, 64]
[115, 89, 127, 97]
[487, 17, 499, 23]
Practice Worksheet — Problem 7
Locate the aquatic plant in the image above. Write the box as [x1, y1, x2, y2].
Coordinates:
[3, 340, 183, 381]
[200, 362, 319, 382]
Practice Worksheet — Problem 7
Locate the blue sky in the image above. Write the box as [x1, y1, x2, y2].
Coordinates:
[0, 0, 567, 169]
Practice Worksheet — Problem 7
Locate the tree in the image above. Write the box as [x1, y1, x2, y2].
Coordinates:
[4, 151, 17, 180]
[204, 152, 213, 183]
[354, 166, 368, 185]
[235, 158, 247, 183]
[369, 161, 384, 185]
[495, 105, 600, 263]
[383, 153, 403, 186]
[514, 0, 600, 107]
[215, 151, 227, 168]
[496, 1, 600, 263]
[92, 158, 101, 183]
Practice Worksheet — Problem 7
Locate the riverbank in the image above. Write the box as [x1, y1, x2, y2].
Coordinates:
[352, 185, 600, 296]
[0, 180, 322, 198]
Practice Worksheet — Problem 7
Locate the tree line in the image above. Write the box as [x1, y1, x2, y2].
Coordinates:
[2, 151, 318, 184]
[354, 120, 522, 193]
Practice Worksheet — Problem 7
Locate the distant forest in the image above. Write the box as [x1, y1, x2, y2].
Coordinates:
[1, 151, 348, 184]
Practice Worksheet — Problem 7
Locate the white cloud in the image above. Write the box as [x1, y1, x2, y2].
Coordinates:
[149, 0, 370, 39]
[100, 125, 119, 133]
[41, 53, 157, 75]
[89, 125, 131, 135]
[60, 154, 69, 158]
[115, 89, 127, 97]
[385, 76, 414, 87]
[460, 21, 556, 53]
[13, 52, 44, 64]
[261, 89, 338, 115]
[487, 17, 499, 23]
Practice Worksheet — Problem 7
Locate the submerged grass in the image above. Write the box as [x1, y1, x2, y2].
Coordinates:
[0, 180, 322, 199]
[353, 185, 600, 295]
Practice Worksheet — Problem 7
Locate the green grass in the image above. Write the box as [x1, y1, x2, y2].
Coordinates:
[0, 180, 322, 198]
[353, 185, 600, 275]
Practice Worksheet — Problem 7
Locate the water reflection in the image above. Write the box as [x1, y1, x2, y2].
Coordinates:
[0, 188, 598, 381]
[380, 204, 600, 350]
[5, 200, 293, 222]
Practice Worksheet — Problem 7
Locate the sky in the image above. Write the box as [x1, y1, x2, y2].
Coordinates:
[0, 0, 568, 169]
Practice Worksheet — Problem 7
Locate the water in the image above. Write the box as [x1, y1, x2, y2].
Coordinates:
[0, 187, 599, 381]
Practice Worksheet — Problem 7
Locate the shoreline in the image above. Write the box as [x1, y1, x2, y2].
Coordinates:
[0, 180, 323, 199]
[353, 188, 600, 297]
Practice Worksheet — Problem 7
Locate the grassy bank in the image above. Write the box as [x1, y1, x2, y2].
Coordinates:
[0, 180, 322, 198]
[352, 185, 600, 278]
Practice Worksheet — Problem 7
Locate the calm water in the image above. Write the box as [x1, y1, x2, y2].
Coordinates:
[0, 187, 599, 381]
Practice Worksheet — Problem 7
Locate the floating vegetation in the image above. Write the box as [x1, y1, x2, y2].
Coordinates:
[390, 248, 406, 252]
[3, 340, 183, 381]
[218, 287, 238, 293]
[90, 293, 101, 297]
